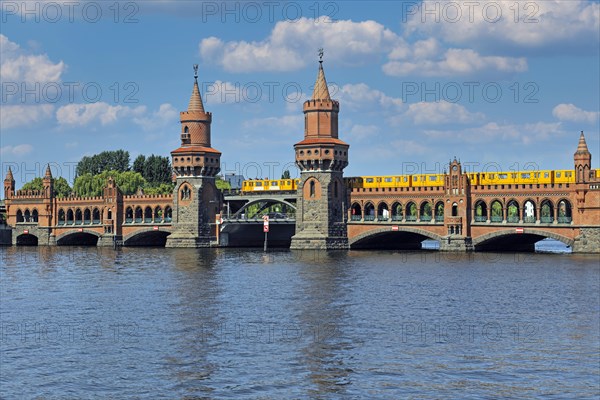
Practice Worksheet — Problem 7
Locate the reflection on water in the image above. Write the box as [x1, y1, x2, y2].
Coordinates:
[1, 247, 598, 398]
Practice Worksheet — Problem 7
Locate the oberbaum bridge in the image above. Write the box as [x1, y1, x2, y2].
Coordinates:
[2, 58, 600, 253]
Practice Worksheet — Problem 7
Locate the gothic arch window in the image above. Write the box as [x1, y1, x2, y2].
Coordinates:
[310, 180, 315, 198]
[184, 126, 189, 133]
[452, 203, 458, 217]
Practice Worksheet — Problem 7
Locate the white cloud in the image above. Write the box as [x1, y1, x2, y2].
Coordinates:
[337, 83, 403, 112]
[552, 104, 599, 124]
[0, 34, 66, 83]
[200, 16, 402, 72]
[383, 47, 527, 77]
[56, 102, 145, 126]
[133, 103, 179, 130]
[401, 101, 485, 125]
[0, 104, 54, 130]
[347, 124, 379, 142]
[242, 114, 303, 135]
[1, 144, 34, 156]
[404, 0, 599, 54]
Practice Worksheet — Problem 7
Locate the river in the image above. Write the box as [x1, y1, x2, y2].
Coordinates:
[1, 247, 598, 398]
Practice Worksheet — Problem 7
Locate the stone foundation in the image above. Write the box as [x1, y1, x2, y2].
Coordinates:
[439, 236, 474, 252]
[572, 227, 600, 253]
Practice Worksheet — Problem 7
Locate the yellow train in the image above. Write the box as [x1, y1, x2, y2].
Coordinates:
[241, 179, 299, 192]
[467, 170, 575, 186]
[242, 168, 594, 193]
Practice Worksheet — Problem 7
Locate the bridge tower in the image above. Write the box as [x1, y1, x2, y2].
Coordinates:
[574, 131, 591, 184]
[166, 65, 222, 248]
[4, 167, 14, 199]
[290, 53, 350, 250]
[441, 159, 473, 251]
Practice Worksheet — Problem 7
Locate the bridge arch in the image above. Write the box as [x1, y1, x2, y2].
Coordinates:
[56, 229, 101, 246]
[123, 228, 171, 247]
[473, 229, 574, 252]
[350, 226, 443, 250]
[232, 198, 297, 218]
[16, 233, 38, 246]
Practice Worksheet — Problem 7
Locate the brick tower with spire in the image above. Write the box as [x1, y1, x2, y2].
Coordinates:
[166, 65, 222, 248]
[290, 51, 350, 249]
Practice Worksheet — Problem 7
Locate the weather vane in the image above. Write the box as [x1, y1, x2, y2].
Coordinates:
[318, 48, 324, 63]
[193, 64, 199, 79]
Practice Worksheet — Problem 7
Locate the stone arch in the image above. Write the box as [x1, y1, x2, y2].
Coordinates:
[135, 206, 143, 223]
[523, 198, 536, 223]
[164, 206, 173, 222]
[490, 199, 503, 222]
[75, 208, 83, 224]
[125, 206, 134, 223]
[419, 200, 432, 221]
[67, 209, 74, 224]
[24, 209, 31, 222]
[474, 199, 488, 222]
[16, 209, 24, 223]
[83, 208, 91, 224]
[154, 206, 163, 222]
[58, 208, 66, 225]
[377, 201, 389, 221]
[363, 202, 375, 220]
[16, 233, 38, 246]
[473, 228, 574, 250]
[232, 198, 297, 218]
[350, 226, 443, 249]
[434, 201, 444, 220]
[92, 208, 101, 223]
[303, 177, 322, 200]
[540, 199, 554, 223]
[507, 199, 520, 222]
[56, 229, 101, 246]
[405, 201, 417, 221]
[391, 202, 403, 220]
[123, 227, 172, 247]
[144, 206, 153, 223]
[31, 209, 38, 222]
[557, 198, 572, 222]
[350, 202, 362, 220]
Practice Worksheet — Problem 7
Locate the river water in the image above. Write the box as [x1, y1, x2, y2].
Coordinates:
[1, 247, 598, 399]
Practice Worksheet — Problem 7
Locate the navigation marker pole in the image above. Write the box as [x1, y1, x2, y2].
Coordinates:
[263, 215, 269, 252]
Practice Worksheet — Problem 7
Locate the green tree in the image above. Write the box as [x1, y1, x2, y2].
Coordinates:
[422, 202, 432, 217]
[133, 154, 146, 175]
[73, 170, 146, 197]
[216, 176, 231, 190]
[143, 154, 171, 185]
[143, 183, 175, 195]
[76, 150, 130, 177]
[281, 170, 291, 179]
[20, 177, 72, 197]
[491, 201, 503, 217]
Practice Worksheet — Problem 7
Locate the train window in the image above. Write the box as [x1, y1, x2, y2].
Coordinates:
[366, 178, 374, 183]
[512, 174, 516, 179]
[403, 177, 408, 182]
[377, 178, 382, 183]
[521, 173, 531, 179]
[414, 176, 419, 181]
[429, 176, 437, 181]
[566, 172, 572, 177]
[256, 182, 262, 187]
[272, 181, 278, 186]
[384, 177, 393, 183]
[499, 174, 507, 179]
[556, 172, 561, 178]
[544, 172, 549, 178]
[249, 182, 254, 187]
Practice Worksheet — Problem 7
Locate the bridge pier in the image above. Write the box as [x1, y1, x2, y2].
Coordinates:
[572, 227, 600, 253]
[439, 236, 474, 252]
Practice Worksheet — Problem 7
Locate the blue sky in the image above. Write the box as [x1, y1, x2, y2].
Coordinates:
[1, 0, 599, 188]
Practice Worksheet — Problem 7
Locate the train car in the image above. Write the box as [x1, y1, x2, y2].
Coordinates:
[411, 174, 444, 187]
[552, 170, 575, 184]
[241, 179, 299, 193]
[345, 177, 364, 190]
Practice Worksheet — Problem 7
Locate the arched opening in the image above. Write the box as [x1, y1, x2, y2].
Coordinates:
[83, 209, 91, 225]
[377, 202, 389, 221]
[451, 203, 458, 217]
[184, 126, 189, 134]
[364, 202, 375, 221]
[154, 206, 163, 223]
[125, 207, 133, 223]
[420, 201, 432, 222]
[93, 208, 101, 224]
[164, 207, 172, 223]
[144, 206, 153, 223]
[67, 209, 74, 225]
[24, 209, 31, 222]
[391, 202, 403, 221]
[31, 209, 38, 222]
[523, 200, 536, 223]
[16, 209, 24, 223]
[507, 200, 519, 223]
[434, 202, 444, 222]
[16, 233, 38, 246]
[474, 200, 487, 222]
[540, 200, 554, 223]
[57, 232, 99, 246]
[557, 199, 572, 224]
[491, 200, 503, 222]
[350, 203, 362, 221]
[124, 230, 171, 247]
[309, 180, 315, 198]
[475, 230, 573, 253]
[180, 185, 191, 200]
[405, 202, 417, 222]
[350, 228, 441, 250]
[58, 209, 66, 225]
[107, 209, 112, 220]
[135, 207, 143, 223]
[75, 209, 82, 225]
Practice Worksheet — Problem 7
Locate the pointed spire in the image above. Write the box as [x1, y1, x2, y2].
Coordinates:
[44, 164, 52, 179]
[311, 49, 331, 101]
[5, 167, 14, 181]
[575, 131, 590, 155]
[187, 64, 205, 113]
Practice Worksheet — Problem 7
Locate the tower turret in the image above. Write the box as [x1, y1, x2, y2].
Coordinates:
[4, 167, 15, 199]
[43, 164, 53, 198]
[574, 131, 591, 183]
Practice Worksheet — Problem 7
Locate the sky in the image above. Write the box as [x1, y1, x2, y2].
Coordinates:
[1, 0, 599, 188]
